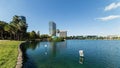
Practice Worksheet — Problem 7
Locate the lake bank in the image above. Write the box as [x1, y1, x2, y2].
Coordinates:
[16, 41, 27, 68]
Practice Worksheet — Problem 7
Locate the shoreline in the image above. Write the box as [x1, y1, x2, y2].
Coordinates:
[16, 42, 26, 68]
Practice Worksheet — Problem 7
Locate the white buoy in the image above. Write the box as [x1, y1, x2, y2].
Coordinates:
[79, 50, 84, 57]
[44, 44, 48, 47]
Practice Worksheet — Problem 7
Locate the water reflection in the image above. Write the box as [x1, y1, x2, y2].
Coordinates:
[23, 42, 40, 63]
[28, 42, 40, 50]
[50, 42, 57, 57]
[23, 41, 68, 68]
[22, 42, 40, 68]
[44, 44, 48, 55]
[57, 41, 67, 49]
[79, 57, 84, 64]
[49, 41, 67, 57]
[23, 40, 120, 68]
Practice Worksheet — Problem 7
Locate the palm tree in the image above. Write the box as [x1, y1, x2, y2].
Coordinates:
[18, 20, 28, 40]
[4, 24, 10, 39]
[4, 24, 15, 40]
[0, 15, 28, 40]
[12, 15, 19, 23]
[10, 15, 28, 40]
[10, 21, 19, 40]
[0, 21, 7, 39]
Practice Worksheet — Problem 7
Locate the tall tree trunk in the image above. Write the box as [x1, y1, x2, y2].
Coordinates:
[10, 33, 12, 40]
[14, 34, 16, 40]
[1, 31, 4, 40]
[0, 32, 2, 39]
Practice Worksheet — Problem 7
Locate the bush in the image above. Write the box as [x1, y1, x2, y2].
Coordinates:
[50, 37, 64, 42]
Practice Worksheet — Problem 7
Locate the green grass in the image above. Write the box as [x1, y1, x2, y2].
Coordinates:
[0, 40, 21, 68]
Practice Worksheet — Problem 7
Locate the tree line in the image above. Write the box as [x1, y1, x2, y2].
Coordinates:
[0, 15, 64, 41]
[66, 35, 120, 40]
[0, 15, 40, 41]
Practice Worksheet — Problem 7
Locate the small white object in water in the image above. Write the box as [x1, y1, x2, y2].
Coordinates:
[44, 44, 48, 47]
[79, 50, 84, 57]
[45, 52, 47, 55]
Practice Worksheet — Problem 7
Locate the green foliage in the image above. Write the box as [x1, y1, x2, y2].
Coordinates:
[0, 21, 8, 39]
[37, 31, 40, 38]
[39, 34, 50, 41]
[0, 15, 28, 40]
[40, 34, 49, 38]
[29, 31, 36, 40]
[0, 15, 41, 41]
[50, 37, 64, 42]
[4, 24, 11, 32]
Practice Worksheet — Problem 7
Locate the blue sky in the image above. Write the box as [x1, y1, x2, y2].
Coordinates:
[0, 0, 120, 36]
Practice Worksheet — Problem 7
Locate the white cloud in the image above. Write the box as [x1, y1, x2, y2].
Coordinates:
[96, 15, 120, 21]
[105, 2, 120, 11]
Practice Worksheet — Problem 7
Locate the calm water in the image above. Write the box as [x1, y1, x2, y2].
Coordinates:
[23, 40, 120, 68]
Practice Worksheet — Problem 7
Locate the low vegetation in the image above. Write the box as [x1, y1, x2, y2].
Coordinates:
[0, 40, 21, 68]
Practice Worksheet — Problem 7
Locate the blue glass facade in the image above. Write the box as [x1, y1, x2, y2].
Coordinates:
[49, 21, 56, 36]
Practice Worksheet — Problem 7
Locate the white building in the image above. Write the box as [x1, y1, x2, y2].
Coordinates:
[59, 31, 67, 38]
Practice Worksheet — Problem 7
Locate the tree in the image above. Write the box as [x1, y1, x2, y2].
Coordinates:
[0, 21, 7, 39]
[29, 31, 36, 40]
[17, 20, 28, 40]
[40, 34, 49, 39]
[10, 15, 28, 40]
[37, 31, 40, 38]
[4, 24, 11, 39]
[10, 21, 19, 40]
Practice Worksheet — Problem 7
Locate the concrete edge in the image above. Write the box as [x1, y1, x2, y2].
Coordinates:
[15, 42, 26, 68]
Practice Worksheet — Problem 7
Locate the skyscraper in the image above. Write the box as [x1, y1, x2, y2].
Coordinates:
[18, 16, 26, 22]
[49, 21, 56, 36]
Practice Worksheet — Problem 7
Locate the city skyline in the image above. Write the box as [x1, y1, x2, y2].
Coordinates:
[0, 0, 120, 36]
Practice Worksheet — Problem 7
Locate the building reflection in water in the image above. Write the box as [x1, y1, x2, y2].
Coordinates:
[57, 41, 67, 50]
[50, 42, 57, 57]
[49, 41, 67, 57]
[79, 57, 84, 64]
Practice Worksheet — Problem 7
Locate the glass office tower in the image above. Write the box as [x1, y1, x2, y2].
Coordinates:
[49, 21, 56, 36]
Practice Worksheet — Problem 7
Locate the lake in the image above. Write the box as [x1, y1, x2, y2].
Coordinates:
[23, 40, 120, 68]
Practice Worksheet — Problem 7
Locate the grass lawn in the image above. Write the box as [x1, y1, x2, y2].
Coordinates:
[0, 40, 21, 68]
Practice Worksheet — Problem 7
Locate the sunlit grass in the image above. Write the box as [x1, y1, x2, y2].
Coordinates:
[0, 40, 21, 68]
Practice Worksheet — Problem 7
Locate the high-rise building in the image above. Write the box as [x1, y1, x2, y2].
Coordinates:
[49, 21, 56, 36]
[59, 31, 67, 38]
[18, 16, 26, 22]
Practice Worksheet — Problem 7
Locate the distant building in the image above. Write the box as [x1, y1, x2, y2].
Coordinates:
[49, 21, 56, 36]
[18, 16, 26, 22]
[59, 31, 67, 38]
[56, 29, 60, 36]
[56, 29, 60, 33]
[107, 35, 120, 40]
